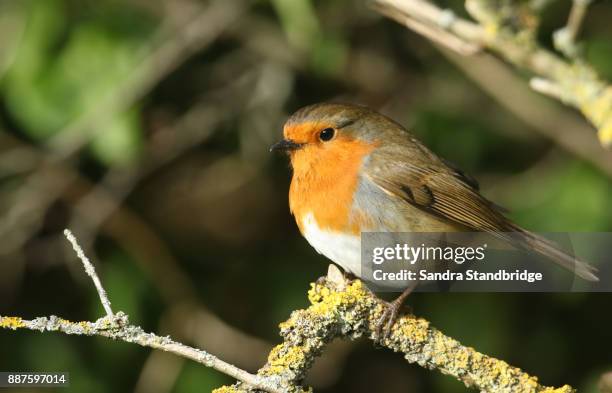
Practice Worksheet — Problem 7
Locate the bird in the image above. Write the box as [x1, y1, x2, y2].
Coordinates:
[271, 102, 598, 337]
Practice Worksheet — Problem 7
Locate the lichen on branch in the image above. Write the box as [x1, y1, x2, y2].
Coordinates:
[373, 0, 612, 147]
[0, 230, 579, 393]
[216, 265, 574, 393]
[0, 230, 285, 393]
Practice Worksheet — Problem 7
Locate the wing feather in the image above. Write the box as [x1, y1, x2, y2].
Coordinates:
[362, 139, 598, 281]
[365, 151, 509, 233]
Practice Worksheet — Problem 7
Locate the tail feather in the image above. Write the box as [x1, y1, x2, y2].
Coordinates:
[507, 226, 599, 282]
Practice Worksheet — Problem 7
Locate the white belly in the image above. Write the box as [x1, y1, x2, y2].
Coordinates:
[301, 213, 362, 276]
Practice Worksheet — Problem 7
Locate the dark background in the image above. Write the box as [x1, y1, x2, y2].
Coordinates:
[0, 0, 611, 392]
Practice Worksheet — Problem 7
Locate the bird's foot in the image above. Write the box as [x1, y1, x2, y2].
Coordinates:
[374, 298, 409, 343]
[372, 284, 415, 344]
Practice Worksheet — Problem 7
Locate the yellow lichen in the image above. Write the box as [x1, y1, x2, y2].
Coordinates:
[211, 386, 241, 393]
[0, 316, 25, 330]
[483, 21, 499, 40]
[278, 318, 294, 331]
[544, 385, 575, 393]
[264, 344, 307, 375]
[219, 276, 577, 393]
[598, 120, 612, 147]
[453, 348, 471, 371]
[397, 317, 430, 344]
[307, 280, 369, 317]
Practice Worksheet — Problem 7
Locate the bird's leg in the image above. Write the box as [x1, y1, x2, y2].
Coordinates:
[374, 281, 417, 342]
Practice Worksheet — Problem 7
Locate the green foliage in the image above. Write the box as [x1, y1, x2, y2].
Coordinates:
[2, 0, 153, 165]
[511, 162, 612, 231]
[90, 108, 143, 167]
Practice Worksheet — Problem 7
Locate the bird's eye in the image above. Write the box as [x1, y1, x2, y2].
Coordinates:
[318, 128, 335, 142]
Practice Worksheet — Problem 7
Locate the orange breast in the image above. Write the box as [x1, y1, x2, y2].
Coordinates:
[289, 137, 376, 234]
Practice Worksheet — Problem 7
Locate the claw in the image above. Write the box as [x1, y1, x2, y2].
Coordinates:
[372, 283, 417, 343]
[374, 298, 403, 343]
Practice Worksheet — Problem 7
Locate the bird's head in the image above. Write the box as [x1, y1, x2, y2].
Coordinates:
[271, 103, 395, 176]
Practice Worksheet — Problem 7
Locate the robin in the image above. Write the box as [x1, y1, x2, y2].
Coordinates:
[271, 103, 598, 337]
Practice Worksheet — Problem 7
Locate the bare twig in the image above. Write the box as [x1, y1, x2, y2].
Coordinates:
[372, 0, 483, 44]
[373, 0, 612, 148]
[0, 230, 284, 393]
[374, 3, 480, 56]
[63, 229, 114, 318]
[0, 313, 283, 393]
[0, 133, 282, 387]
[553, 0, 592, 57]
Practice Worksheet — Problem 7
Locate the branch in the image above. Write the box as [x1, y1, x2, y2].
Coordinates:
[0, 230, 283, 393]
[373, 0, 612, 148]
[1, 232, 579, 392]
[553, 0, 591, 58]
[215, 265, 575, 393]
[63, 229, 114, 318]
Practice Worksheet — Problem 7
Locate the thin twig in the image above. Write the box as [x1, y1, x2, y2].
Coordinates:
[0, 231, 579, 393]
[0, 313, 283, 393]
[1, 230, 285, 393]
[63, 229, 114, 318]
[373, 3, 480, 56]
[373, 0, 612, 147]
[566, 0, 591, 43]
[554, 0, 592, 57]
[0, 131, 283, 387]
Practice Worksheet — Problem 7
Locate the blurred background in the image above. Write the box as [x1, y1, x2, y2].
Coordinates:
[0, 0, 611, 392]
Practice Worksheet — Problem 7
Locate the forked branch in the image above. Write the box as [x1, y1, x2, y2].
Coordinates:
[0, 230, 283, 393]
[373, 0, 612, 148]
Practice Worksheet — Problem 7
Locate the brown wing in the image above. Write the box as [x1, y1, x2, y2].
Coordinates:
[363, 139, 598, 281]
[364, 143, 511, 233]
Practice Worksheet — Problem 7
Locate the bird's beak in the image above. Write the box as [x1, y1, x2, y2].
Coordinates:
[269, 139, 303, 153]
